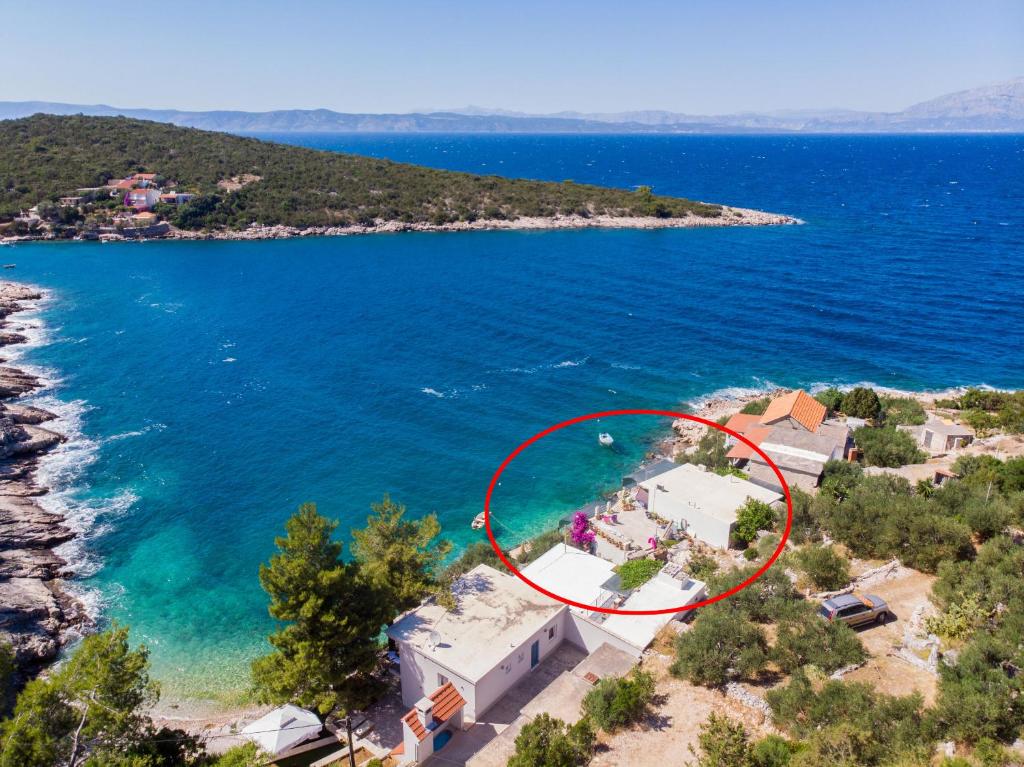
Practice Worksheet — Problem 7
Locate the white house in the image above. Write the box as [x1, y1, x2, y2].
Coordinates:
[387, 563, 565, 721]
[387, 545, 706, 725]
[638, 463, 783, 548]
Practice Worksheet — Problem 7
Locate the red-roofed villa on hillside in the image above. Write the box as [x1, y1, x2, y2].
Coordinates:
[723, 390, 854, 492]
[390, 682, 466, 766]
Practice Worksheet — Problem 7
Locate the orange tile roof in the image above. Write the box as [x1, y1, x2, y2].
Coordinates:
[389, 742, 405, 756]
[759, 390, 826, 432]
[726, 425, 772, 460]
[723, 413, 762, 435]
[133, 173, 157, 179]
[401, 682, 466, 742]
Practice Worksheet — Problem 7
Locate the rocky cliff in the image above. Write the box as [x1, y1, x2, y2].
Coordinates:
[0, 282, 87, 680]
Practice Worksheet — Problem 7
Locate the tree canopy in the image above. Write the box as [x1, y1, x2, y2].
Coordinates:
[351, 494, 451, 618]
[251, 503, 388, 715]
[0, 115, 723, 226]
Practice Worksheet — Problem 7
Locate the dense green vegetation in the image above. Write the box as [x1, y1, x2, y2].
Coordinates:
[508, 713, 595, 767]
[791, 544, 851, 591]
[0, 626, 206, 767]
[0, 114, 722, 228]
[614, 558, 663, 589]
[733, 498, 777, 545]
[853, 425, 927, 467]
[671, 566, 865, 687]
[940, 388, 1024, 434]
[580, 669, 656, 732]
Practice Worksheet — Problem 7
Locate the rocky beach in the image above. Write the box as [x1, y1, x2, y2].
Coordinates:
[1, 205, 800, 244]
[0, 281, 86, 680]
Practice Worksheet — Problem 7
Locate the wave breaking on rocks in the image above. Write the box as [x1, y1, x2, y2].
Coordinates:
[0, 282, 89, 681]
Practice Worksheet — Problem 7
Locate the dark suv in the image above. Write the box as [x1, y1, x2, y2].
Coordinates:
[818, 593, 890, 627]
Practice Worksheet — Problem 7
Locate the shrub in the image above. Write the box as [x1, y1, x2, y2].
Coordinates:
[750, 735, 796, 767]
[686, 552, 719, 581]
[819, 459, 863, 502]
[614, 558, 662, 590]
[767, 671, 930, 762]
[788, 487, 822, 545]
[678, 427, 730, 472]
[740, 397, 772, 415]
[880, 396, 926, 426]
[507, 713, 595, 767]
[854, 426, 926, 467]
[934, 634, 1024, 743]
[520, 528, 569, 561]
[772, 610, 866, 674]
[792, 545, 850, 591]
[743, 547, 759, 561]
[963, 496, 1012, 541]
[963, 408, 999, 435]
[707, 566, 797, 622]
[671, 606, 769, 687]
[692, 713, 753, 767]
[842, 387, 882, 419]
[924, 594, 988, 641]
[734, 498, 777, 545]
[568, 512, 594, 549]
[814, 387, 844, 414]
[581, 669, 655, 731]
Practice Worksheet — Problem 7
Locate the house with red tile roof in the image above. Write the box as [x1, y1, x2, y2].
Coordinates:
[759, 389, 827, 432]
[723, 390, 852, 492]
[390, 682, 466, 765]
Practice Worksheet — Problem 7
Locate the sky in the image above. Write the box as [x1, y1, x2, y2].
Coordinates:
[1, 0, 1022, 115]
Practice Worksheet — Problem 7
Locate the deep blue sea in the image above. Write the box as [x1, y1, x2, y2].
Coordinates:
[8, 134, 1024, 703]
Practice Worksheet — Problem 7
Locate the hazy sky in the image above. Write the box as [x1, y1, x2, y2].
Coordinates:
[2, 0, 1021, 114]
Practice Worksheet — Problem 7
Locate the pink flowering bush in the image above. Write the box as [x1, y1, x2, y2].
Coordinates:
[571, 511, 596, 547]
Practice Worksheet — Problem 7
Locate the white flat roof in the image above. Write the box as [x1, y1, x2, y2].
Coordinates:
[601, 574, 705, 649]
[639, 463, 782, 523]
[520, 543, 617, 608]
[387, 564, 564, 682]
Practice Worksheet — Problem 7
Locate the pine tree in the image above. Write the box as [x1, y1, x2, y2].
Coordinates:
[251, 503, 387, 715]
[351, 495, 451, 617]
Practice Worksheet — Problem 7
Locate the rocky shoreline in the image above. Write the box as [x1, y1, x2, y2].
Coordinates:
[1, 206, 800, 245]
[0, 282, 87, 681]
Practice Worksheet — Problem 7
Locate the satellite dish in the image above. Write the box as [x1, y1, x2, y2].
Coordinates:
[427, 630, 441, 651]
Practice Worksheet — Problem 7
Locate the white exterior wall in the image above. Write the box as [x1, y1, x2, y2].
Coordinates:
[398, 643, 477, 720]
[649, 490, 733, 548]
[400, 610, 567, 722]
[471, 611, 566, 719]
[563, 611, 643, 658]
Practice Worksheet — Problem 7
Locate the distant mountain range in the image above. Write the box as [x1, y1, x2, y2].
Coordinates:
[2, 77, 1022, 134]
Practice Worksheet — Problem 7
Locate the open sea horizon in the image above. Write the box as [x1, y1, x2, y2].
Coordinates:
[8, 132, 1024, 704]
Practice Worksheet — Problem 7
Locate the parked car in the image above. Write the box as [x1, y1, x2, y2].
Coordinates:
[818, 593, 890, 627]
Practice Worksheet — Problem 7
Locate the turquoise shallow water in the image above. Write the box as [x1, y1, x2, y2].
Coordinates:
[8, 134, 1024, 702]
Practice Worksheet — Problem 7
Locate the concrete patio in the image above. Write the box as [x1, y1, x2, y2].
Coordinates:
[414, 641, 635, 767]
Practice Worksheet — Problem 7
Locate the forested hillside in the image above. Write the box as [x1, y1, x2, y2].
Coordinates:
[0, 114, 721, 228]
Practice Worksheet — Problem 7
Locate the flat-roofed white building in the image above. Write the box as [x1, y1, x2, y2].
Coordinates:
[639, 463, 783, 548]
[521, 544, 705, 657]
[388, 544, 707, 725]
[387, 564, 564, 721]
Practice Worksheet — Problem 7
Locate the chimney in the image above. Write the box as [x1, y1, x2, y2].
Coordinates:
[414, 696, 434, 728]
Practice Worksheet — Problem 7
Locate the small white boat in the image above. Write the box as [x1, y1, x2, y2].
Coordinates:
[598, 432, 614, 447]
[471, 512, 486, 530]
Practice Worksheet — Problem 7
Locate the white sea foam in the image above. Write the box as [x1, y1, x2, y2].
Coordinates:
[7, 293, 141, 622]
[421, 387, 445, 398]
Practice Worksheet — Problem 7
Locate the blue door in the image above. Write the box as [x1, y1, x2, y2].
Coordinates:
[434, 729, 453, 750]
[530, 640, 540, 668]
